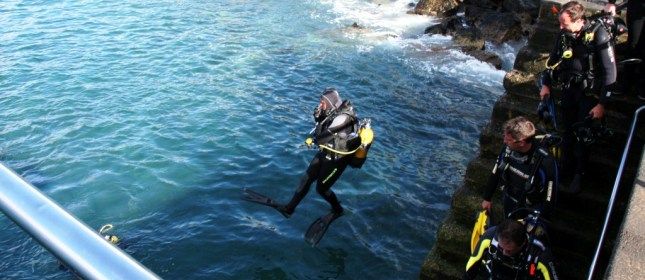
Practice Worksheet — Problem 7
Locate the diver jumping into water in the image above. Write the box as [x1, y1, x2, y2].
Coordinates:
[243, 88, 373, 246]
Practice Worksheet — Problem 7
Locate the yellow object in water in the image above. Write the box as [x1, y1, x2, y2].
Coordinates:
[470, 210, 489, 254]
[305, 137, 313, 147]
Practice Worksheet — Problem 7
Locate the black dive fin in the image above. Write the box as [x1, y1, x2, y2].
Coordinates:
[304, 211, 342, 246]
[242, 188, 291, 218]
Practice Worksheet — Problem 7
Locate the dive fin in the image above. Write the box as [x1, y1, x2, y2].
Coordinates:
[242, 188, 291, 218]
[304, 211, 342, 246]
[470, 210, 490, 254]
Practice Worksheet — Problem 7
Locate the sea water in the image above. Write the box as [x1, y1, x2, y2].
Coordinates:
[0, 0, 516, 279]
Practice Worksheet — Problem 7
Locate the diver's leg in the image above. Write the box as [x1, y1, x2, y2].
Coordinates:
[283, 153, 322, 215]
[560, 88, 578, 179]
[315, 157, 349, 214]
[574, 96, 597, 175]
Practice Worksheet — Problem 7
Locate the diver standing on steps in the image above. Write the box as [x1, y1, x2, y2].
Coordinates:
[243, 88, 373, 246]
[538, 1, 617, 194]
[481, 117, 558, 220]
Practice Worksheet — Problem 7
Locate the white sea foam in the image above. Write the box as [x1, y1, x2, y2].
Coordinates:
[317, 0, 515, 86]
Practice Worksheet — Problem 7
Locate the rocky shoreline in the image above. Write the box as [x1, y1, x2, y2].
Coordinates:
[416, 0, 542, 70]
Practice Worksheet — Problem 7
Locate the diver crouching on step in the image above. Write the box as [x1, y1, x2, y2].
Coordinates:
[243, 88, 373, 246]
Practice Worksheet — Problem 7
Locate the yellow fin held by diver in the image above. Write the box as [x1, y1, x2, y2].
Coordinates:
[470, 210, 489, 254]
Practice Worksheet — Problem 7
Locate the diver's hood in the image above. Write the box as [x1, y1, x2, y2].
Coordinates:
[321, 88, 342, 109]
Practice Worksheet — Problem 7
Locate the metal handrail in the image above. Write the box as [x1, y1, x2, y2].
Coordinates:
[0, 163, 160, 280]
[587, 105, 645, 280]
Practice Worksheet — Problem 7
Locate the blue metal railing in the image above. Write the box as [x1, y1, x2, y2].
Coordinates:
[587, 105, 645, 279]
[0, 163, 160, 280]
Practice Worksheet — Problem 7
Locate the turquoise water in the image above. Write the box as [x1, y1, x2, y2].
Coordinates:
[0, 0, 510, 279]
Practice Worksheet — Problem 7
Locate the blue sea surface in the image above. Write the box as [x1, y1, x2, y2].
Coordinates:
[0, 0, 512, 279]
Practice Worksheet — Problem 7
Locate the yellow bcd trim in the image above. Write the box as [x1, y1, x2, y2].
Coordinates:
[537, 262, 552, 280]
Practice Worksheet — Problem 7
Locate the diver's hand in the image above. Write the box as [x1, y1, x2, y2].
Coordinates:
[589, 104, 605, 119]
[481, 200, 492, 213]
[539, 85, 551, 100]
[604, 4, 616, 16]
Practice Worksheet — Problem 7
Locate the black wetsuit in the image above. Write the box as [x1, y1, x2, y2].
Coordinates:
[282, 101, 360, 215]
[483, 141, 558, 219]
[615, 0, 645, 96]
[545, 19, 617, 176]
[465, 227, 559, 280]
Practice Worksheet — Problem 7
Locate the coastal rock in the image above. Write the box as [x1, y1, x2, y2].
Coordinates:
[414, 0, 461, 16]
[465, 6, 524, 44]
[465, 49, 503, 70]
[502, 0, 540, 16]
[464, 0, 503, 10]
[425, 16, 485, 50]
[424, 16, 502, 69]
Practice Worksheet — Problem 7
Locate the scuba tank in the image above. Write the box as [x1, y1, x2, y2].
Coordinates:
[349, 118, 373, 169]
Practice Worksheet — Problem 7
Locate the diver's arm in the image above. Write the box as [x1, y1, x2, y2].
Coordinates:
[482, 148, 505, 209]
[595, 27, 618, 106]
[541, 35, 564, 100]
[540, 156, 558, 217]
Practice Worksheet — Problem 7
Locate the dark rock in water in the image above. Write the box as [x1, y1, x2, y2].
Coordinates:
[414, 0, 461, 16]
[464, 49, 503, 69]
[425, 16, 486, 51]
[466, 0, 504, 10]
[425, 16, 465, 35]
[502, 0, 540, 16]
[351, 22, 364, 29]
[408, 2, 415, 8]
[466, 6, 523, 44]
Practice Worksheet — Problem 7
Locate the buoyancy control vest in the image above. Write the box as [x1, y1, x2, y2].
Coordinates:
[545, 18, 616, 102]
[312, 100, 373, 167]
[314, 100, 361, 155]
[496, 143, 553, 208]
[486, 236, 554, 280]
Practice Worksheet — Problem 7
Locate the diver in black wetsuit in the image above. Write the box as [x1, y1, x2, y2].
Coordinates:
[465, 219, 559, 280]
[243, 88, 372, 245]
[605, 0, 645, 99]
[279, 88, 362, 217]
[481, 117, 558, 220]
[539, 1, 617, 193]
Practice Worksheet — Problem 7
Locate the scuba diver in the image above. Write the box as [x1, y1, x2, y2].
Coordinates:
[481, 117, 558, 220]
[243, 88, 373, 246]
[538, 1, 617, 194]
[465, 219, 559, 280]
[605, 0, 645, 100]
